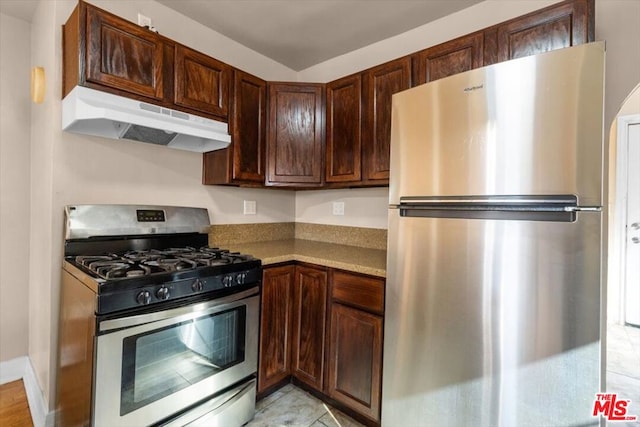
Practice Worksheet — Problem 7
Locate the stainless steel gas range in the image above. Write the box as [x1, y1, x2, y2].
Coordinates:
[56, 205, 261, 427]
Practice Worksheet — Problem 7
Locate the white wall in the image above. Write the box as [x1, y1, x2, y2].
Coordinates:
[28, 0, 57, 407]
[607, 84, 640, 324]
[295, 187, 389, 229]
[0, 13, 31, 362]
[597, 0, 640, 129]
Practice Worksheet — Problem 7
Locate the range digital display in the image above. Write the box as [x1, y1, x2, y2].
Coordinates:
[136, 209, 166, 222]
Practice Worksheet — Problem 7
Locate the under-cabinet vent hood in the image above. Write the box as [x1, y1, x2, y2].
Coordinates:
[62, 86, 231, 153]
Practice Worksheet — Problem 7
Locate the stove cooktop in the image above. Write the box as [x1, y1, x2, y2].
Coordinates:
[71, 247, 255, 281]
[64, 246, 262, 315]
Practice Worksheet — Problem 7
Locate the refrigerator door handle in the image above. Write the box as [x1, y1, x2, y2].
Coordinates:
[395, 195, 600, 222]
[399, 195, 578, 205]
[400, 204, 572, 212]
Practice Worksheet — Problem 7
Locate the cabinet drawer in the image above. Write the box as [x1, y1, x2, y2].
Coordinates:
[330, 270, 384, 314]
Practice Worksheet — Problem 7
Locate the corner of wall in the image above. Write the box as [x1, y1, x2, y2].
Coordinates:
[0, 356, 52, 427]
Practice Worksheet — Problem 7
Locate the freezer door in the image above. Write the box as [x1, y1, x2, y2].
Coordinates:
[388, 42, 604, 206]
[382, 209, 602, 427]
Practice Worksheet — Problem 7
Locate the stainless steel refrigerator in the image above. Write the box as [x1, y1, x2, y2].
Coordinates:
[383, 42, 605, 427]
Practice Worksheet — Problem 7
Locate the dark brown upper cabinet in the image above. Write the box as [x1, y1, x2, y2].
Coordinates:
[361, 57, 411, 184]
[486, 0, 594, 65]
[203, 70, 266, 185]
[82, 3, 165, 100]
[326, 74, 362, 183]
[266, 83, 325, 188]
[63, 1, 230, 121]
[174, 45, 230, 118]
[413, 32, 484, 86]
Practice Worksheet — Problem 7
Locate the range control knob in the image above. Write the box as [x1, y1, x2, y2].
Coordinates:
[192, 279, 204, 292]
[136, 290, 152, 305]
[222, 275, 234, 287]
[156, 286, 170, 300]
[235, 273, 246, 285]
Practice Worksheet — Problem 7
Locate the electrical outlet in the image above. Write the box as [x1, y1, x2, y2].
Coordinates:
[137, 13, 152, 28]
[332, 202, 345, 216]
[243, 200, 257, 215]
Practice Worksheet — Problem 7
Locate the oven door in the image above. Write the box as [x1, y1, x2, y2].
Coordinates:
[93, 287, 259, 427]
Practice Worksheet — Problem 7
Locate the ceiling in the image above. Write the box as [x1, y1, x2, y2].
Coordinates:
[0, 0, 482, 71]
[0, 0, 39, 22]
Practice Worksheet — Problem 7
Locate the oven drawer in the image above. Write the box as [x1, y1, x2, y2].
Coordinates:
[161, 378, 256, 426]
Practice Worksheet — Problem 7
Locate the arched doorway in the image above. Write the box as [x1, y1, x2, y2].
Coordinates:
[606, 82, 640, 412]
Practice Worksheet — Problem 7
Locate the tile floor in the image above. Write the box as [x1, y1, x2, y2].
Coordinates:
[606, 323, 640, 427]
[247, 384, 364, 427]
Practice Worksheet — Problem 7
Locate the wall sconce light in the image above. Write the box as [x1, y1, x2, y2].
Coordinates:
[31, 66, 46, 104]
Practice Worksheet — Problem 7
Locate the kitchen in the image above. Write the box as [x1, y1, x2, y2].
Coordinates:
[0, 0, 639, 426]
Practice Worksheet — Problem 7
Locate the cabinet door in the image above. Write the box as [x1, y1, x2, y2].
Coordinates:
[291, 265, 328, 391]
[203, 69, 266, 185]
[86, 5, 163, 100]
[327, 303, 383, 421]
[258, 265, 295, 394]
[413, 32, 484, 86]
[326, 74, 362, 183]
[494, 0, 594, 63]
[362, 58, 411, 183]
[174, 45, 230, 118]
[266, 83, 325, 187]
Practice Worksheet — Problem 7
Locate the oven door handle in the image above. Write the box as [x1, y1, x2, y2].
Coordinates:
[99, 286, 259, 332]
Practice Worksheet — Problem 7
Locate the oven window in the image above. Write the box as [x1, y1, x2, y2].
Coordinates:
[120, 306, 246, 415]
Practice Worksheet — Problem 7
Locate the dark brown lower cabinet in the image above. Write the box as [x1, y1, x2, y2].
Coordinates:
[258, 263, 384, 424]
[327, 303, 383, 422]
[258, 265, 294, 393]
[291, 265, 328, 391]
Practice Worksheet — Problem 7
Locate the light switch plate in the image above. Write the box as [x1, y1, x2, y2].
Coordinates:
[243, 200, 257, 215]
[332, 202, 345, 216]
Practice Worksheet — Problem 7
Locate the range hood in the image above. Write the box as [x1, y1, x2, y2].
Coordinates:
[62, 86, 231, 153]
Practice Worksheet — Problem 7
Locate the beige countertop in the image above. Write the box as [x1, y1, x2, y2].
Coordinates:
[222, 239, 387, 278]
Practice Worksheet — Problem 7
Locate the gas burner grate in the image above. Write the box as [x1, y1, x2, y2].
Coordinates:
[103, 264, 153, 279]
[71, 246, 256, 280]
[76, 255, 118, 266]
[143, 258, 198, 272]
[178, 250, 232, 266]
[122, 251, 164, 262]
[155, 247, 197, 256]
